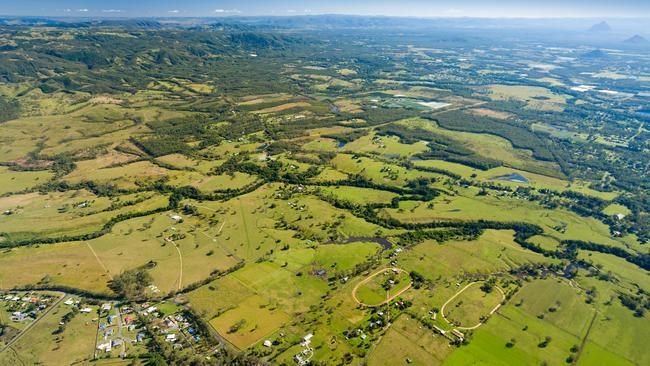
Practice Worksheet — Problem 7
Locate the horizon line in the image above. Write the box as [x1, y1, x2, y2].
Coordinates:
[1, 14, 649, 20]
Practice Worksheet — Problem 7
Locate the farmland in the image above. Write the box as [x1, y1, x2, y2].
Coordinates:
[0, 14, 649, 366]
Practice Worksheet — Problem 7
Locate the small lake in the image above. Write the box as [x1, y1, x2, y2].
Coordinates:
[490, 172, 529, 184]
[336, 141, 347, 149]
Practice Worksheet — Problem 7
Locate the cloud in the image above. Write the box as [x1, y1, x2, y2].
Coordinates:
[76, 8, 89, 12]
[168, 10, 180, 14]
[287, 9, 296, 13]
[214, 9, 241, 14]
[444, 8, 461, 15]
[101, 9, 124, 13]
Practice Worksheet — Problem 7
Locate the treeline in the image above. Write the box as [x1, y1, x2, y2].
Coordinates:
[562, 240, 650, 272]
[375, 123, 502, 170]
[0, 95, 19, 122]
[430, 111, 555, 162]
[323, 129, 370, 143]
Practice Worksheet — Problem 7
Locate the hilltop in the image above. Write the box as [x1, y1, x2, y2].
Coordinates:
[588, 21, 612, 32]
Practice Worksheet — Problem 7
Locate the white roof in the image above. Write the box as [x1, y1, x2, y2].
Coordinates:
[304, 334, 313, 341]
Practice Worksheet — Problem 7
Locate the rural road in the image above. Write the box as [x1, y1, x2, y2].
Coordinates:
[0, 292, 66, 353]
[170, 240, 183, 293]
[440, 281, 505, 330]
[352, 267, 412, 307]
[87, 242, 113, 281]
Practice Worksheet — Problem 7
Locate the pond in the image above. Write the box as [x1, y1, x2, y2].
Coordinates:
[490, 172, 529, 184]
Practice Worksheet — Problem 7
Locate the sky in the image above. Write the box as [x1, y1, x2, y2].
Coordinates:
[1, 0, 649, 18]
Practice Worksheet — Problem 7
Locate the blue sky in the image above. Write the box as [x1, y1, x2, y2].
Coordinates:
[1, 0, 649, 18]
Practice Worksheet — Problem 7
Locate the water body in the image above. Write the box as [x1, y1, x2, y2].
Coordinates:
[491, 172, 529, 184]
[336, 141, 347, 149]
[324, 236, 392, 250]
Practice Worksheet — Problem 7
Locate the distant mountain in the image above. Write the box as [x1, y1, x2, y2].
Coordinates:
[588, 21, 612, 32]
[94, 19, 163, 29]
[580, 49, 609, 59]
[624, 35, 649, 44]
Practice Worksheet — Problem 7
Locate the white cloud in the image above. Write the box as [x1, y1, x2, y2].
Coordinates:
[287, 9, 296, 13]
[76, 8, 89, 12]
[102, 9, 124, 13]
[168, 10, 180, 14]
[214, 9, 241, 14]
[444, 8, 461, 15]
[304, 9, 312, 13]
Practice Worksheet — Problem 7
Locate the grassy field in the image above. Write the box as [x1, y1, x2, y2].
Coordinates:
[398, 230, 559, 281]
[0, 167, 53, 195]
[368, 315, 451, 366]
[486, 85, 568, 112]
[319, 186, 398, 205]
[443, 279, 589, 366]
[209, 294, 291, 349]
[354, 269, 411, 306]
[0, 190, 168, 240]
[384, 187, 630, 250]
[402, 118, 562, 177]
[442, 282, 503, 328]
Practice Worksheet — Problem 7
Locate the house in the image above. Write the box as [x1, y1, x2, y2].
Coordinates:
[166, 333, 177, 342]
[451, 329, 465, 341]
[146, 306, 157, 314]
[80, 307, 93, 313]
[170, 215, 182, 221]
[263, 340, 272, 348]
[11, 312, 26, 322]
[64, 298, 74, 306]
[124, 315, 134, 324]
[136, 332, 146, 342]
[97, 342, 112, 352]
[101, 303, 112, 311]
[304, 334, 313, 342]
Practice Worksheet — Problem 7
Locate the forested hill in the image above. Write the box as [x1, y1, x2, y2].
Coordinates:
[0, 26, 306, 94]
